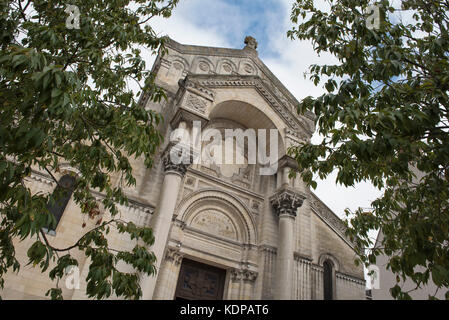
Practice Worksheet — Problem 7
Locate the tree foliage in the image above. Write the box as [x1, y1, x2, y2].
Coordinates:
[289, 0, 449, 299]
[0, 0, 178, 299]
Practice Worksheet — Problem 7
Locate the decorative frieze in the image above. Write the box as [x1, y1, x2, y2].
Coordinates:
[336, 272, 366, 286]
[309, 192, 354, 247]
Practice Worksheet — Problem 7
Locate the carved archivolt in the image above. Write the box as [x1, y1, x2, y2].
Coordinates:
[192, 75, 311, 135]
[318, 253, 341, 272]
[175, 188, 257, 245]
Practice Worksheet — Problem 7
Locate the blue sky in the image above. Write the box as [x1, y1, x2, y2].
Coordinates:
[170, 0, 285, 58]
[150, 0, 382, 250]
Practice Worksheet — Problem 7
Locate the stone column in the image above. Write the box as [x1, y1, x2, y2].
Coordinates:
[227, 268, 258, 299]
[153, 247, 184, 299]
[270, 188, 305, 300]
[242, 270, 258, 300]
[141, 146, 190, 300]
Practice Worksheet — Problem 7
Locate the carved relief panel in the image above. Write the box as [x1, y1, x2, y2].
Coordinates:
[190, 209, 238, 241]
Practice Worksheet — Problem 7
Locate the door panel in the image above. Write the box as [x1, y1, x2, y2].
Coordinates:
[175, 259, 226, 300]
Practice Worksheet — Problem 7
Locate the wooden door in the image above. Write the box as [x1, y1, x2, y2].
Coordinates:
[175, 259, 226, 300]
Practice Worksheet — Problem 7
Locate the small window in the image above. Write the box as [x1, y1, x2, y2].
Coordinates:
[323, 260, 333, 300]
[45, 174, 76, 233]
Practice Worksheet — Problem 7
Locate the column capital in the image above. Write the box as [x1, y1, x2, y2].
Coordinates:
[164, 247, 184, 266]
[230, 268, 258, 282]
[270, 187, 306, 218]
[161, 143, 193, 177]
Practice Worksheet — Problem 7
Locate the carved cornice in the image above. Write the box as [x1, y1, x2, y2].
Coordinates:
[188, 75, 312, 137]
[179, 77, 215, 101]
[309, 192, 354, 248]
[28, 171, 56, 187]
[270, 187, 306, 217]
[277, 155, 299, 171]
[336, 272, 366, 286]
[259, 245, 277, 255]
[170, 108, 209, 130]
[293, 252, 312, 263]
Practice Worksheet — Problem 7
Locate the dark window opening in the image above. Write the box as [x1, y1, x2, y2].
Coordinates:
[323, 260, 333, 300]
[45, 174, 76, 232]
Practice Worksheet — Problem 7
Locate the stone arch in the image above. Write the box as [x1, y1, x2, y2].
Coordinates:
[175, 188, 257, 245]
[216, 58, 237, 74]
[318, 253, 340, 272]
[208, 99, 287, 157]
[168, 55, 190, 70]
[192, 56, 215, 74]
[319, 253, 340, 300]
[57, 163, 81, 179]
[164, 55, 189, 86]
[238, 59, 257, 76]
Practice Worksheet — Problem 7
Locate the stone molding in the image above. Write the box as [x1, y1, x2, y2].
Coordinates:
[336, 272, 366, 286]
[277, 155, 299, 171]
[191, 75, 311, 136]
[270, 187, 306, 217]
[293, 252, 312, 263]
[309, 192, 355, 248]
[259, 245, 277, 255]
[179, 77, 215, 102]
[28, 171, 57, 187]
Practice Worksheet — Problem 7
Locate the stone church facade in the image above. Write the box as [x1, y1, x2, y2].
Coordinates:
[1, 37, 366, 300]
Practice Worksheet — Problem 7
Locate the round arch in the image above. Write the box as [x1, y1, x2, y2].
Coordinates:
[318, 253, 341, 272]
[208, 99, 287, 157]
[175, 188, 258, 245]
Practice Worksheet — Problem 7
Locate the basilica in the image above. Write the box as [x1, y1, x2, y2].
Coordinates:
[1, 37, 366, 300]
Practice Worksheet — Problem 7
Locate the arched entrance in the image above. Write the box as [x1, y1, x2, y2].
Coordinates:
[152, 189, 258, 300]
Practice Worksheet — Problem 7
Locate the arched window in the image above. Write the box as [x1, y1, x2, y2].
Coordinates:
[45, 174, 76, 233]
[323, 260, 333, 300]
